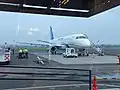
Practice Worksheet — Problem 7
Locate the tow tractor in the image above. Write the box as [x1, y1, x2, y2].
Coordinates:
[63, 48, 78, 58]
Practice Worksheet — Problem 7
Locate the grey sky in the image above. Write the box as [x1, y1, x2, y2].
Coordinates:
[0, 6, 120, 44]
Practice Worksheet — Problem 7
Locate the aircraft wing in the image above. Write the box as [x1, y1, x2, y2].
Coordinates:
[37, 40, 67, 47]
[37, 40, 63, 46]
[16, 42, 45, 46]
[16, 41, 64, 47]
[16, 39, 68, 48]
[37, 40, 53, 44]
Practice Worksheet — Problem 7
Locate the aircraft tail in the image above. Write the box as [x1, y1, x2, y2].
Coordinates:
[50, 26, 54, 40]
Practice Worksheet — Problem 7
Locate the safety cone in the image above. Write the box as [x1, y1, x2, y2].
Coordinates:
[92, 76, 98, 90]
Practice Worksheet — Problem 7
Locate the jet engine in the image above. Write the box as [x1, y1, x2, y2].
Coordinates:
[50, 46, 57, 54]
[50, 45, 69, 54]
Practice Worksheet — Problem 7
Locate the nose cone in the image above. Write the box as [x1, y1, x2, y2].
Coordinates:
[77, 39, 91, 47]
[84, 39, 91, 47]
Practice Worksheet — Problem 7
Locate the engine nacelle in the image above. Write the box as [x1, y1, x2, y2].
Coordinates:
[58, 45, 69, 50]
[50, 46, 57, 54]
[50, 45, 70, 54]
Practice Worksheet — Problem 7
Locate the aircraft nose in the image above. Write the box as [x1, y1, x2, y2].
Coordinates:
[86, 40, 91, 46]
[82, 39, 91, 47]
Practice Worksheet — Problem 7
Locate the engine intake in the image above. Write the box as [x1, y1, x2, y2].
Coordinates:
[50, 46, 57, 54]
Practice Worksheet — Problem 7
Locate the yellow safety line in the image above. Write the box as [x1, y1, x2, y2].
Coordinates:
[62, 0, 69, 5]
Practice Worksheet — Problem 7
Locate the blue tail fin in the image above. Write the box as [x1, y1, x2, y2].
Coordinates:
[50, 26, 54, 40]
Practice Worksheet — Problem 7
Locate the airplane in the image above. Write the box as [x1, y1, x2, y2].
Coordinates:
[16, 26, 104, 56]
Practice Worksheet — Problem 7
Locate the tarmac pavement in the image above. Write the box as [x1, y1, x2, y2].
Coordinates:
[0, 51, 120, 90]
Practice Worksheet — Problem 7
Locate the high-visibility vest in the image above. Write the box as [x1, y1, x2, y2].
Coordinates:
[24, 49, 28, 53]
[19, 50, 22, 53]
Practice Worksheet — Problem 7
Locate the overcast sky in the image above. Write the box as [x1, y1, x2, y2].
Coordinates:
[0, 6, 120, 44]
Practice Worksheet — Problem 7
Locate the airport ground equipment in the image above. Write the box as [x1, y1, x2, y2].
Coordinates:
[4, 48, 10, 64]
[0, 48, 11, 64]
[63, 48, 78, 58]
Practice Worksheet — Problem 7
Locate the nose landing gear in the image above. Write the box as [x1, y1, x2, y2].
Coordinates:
[77, 49, 89, 56]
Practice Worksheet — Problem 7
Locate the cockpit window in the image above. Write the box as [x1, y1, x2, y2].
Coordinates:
[76, 36, 87, 39]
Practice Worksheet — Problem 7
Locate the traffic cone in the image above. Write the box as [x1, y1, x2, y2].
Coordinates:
[92, 76, 98, 90]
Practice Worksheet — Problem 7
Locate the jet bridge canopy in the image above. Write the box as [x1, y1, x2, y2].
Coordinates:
[0, 0, 119, 17]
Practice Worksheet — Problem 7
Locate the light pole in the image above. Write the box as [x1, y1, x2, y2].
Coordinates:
[48, 46, 51, 64]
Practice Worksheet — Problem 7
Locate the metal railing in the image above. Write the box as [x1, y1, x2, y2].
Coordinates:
[0, 65, 92, 90]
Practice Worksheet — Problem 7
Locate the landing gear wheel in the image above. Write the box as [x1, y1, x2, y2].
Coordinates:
[78, 53, 81, 56]
[83, 53, 85, 56]
[51, 51, 54, 55]
[55, 51, 56, 54]
[75, 56, 77, 58]
[87, 54, 89, 56]
[51, 51, 57, 55]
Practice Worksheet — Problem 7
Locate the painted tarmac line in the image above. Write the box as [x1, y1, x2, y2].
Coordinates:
[96, 74, 120, 80]
[4, 84, 120, 90]
[3, 84, 95, 90]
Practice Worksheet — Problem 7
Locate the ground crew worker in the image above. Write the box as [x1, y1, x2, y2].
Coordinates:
[92, 53, 95, 59]
[18, 48, 22, 59]
[117, 54, 120, 64]
[24, 48, 28, 59]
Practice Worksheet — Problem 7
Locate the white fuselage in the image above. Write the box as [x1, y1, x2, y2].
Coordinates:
[49, 34, 91, 49]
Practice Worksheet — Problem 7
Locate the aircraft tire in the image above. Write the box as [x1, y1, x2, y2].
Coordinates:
[87, 54, 89, 56]
[83, 53, 85, 56]
[55, 51, 56, 54]
[78, 53, 81, 56]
